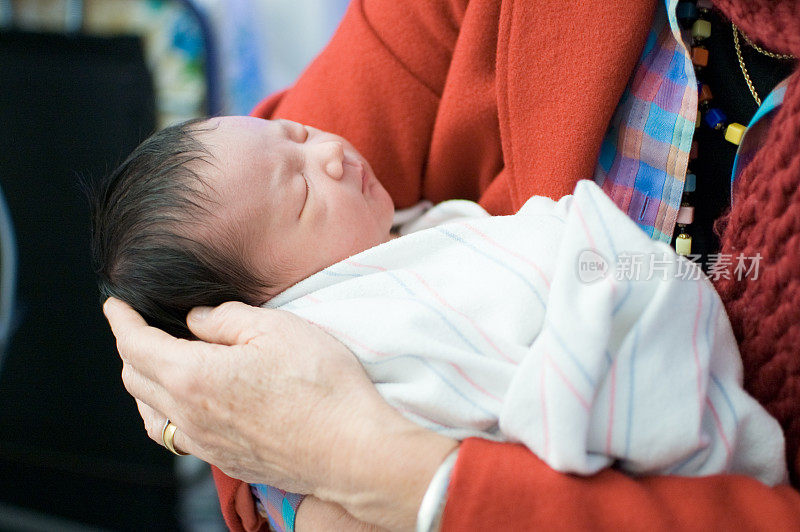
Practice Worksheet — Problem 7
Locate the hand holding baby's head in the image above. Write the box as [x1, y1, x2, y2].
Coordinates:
[91, 116, 394, 337]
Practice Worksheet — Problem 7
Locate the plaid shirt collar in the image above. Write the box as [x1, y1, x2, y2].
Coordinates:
[595, 0, 789, 242]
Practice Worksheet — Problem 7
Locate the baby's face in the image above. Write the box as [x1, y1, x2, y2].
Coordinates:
[198, 116, 394, 300]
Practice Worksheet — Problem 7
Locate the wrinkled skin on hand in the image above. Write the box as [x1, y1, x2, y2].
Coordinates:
[104, 298, 457, 531]
[107, 299, 391, 491]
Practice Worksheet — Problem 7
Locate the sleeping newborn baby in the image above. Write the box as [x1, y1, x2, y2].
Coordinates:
[92, 117, 787, 505]
[93, 116, 396, 334]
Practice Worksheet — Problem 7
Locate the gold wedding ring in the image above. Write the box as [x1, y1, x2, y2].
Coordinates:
[162, 419, 189, 456]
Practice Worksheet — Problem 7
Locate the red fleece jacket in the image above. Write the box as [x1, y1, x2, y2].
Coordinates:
[213, 0, 800, 529]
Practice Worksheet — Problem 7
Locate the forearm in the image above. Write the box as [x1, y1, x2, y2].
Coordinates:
[296, 496, 386, 532]
[314, 398, 458, 531]
[443, 438, 800, 530]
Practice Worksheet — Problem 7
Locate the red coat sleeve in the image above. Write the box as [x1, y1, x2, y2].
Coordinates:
[211, 466, 269, 532]
[442, 438, 800, 530]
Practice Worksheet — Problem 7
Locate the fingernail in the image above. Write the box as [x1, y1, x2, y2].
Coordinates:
[191, 306, 212, 320]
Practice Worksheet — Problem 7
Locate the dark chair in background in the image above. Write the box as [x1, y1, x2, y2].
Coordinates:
[0, 27, 176, 531]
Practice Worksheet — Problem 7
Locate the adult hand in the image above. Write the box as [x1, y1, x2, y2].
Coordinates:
[103, 298, 457, 531]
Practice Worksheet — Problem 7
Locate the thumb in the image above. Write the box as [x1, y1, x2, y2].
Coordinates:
[187, 301, 268, 346]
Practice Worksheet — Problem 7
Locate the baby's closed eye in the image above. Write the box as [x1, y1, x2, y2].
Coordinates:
[299, 172, 310, 219]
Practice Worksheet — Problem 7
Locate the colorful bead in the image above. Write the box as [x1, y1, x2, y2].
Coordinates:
[685, 173, 696, 193]
[676, 2, 699, 24]
[692, 20, 711, 41]
[690, 141, 699, 160]
[691, 46, 709, 68]
[698, 84, 713, 105]
[704, 107, 727, 130]
[677, 205, 695, 225]
[675, 233, 692, 256]
[724, 122, 747, 145]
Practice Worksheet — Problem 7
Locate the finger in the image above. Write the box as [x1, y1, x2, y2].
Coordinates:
[104, 297, 193, 382]
[167, 420, 193, 457]
[135, 399, 166, 444]
[103, 297, 147, 330]
[121, 361, 177, 425]
[186, 301, 272, 346]
[136, 400, 195, 457]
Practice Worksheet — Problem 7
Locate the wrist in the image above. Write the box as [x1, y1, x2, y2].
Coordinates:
[416, 447, 459, 532]
[318, 403, 458, 531]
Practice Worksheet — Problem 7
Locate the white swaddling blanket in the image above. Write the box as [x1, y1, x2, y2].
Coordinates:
[265, 180, 787, 485]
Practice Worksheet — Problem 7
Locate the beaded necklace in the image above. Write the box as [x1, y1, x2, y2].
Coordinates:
[672, 1, 796, 262]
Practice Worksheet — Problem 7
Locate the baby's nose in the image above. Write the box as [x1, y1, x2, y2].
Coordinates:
[317, 141, 344, 180]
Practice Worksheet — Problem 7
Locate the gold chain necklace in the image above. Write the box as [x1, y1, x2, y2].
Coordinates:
[732, 22, 796, 107]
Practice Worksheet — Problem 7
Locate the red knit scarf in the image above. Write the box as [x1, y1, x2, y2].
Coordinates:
[712, 0, 800, 481]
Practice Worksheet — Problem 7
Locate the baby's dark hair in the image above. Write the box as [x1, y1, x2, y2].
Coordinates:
[90, 118, 271, 338]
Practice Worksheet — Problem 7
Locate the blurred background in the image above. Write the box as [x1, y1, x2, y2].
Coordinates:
[0, 0, 348, 529]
